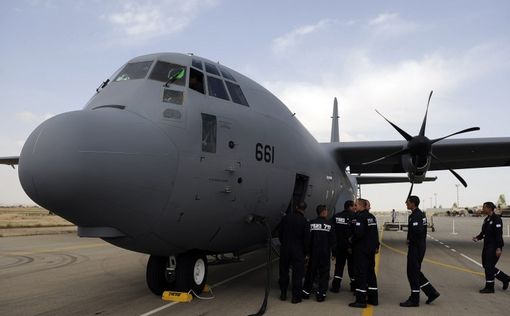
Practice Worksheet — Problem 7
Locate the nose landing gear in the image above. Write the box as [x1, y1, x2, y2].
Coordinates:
[146, 251, 208, 296]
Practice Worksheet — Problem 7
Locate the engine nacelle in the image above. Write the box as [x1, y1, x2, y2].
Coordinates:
[402, 154, 431, 183]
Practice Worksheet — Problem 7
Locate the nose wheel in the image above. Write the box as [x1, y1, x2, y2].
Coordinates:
[146, 251, 208, 296]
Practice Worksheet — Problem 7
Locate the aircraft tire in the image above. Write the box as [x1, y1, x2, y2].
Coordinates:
[175, 251, 208, 294]
[146, 255, 176, 296]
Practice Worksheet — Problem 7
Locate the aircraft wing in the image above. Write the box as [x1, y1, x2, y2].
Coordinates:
[0, 156, 20, 167]
[322, 137, 510, 174]
[356, 175, 437, 184]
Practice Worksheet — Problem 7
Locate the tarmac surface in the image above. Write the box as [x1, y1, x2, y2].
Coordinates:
[1, 215, 510, 316]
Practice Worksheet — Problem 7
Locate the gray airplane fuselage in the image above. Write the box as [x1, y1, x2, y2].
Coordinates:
[18, 53, 355, 256]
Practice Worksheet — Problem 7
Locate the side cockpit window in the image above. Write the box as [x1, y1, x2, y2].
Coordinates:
[149, 61, 186, 86]
[207, 76, 229, 101]
[113, 61, 153, 81]
[189, 68, 205, 94]
[225, 81, 249, 106]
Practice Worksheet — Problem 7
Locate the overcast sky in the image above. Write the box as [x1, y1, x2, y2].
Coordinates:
[1, 0, 509, 210]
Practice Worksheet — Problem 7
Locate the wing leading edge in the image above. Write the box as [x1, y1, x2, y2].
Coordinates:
[0, 156, 20, 168]
[322, 137, 510, 174]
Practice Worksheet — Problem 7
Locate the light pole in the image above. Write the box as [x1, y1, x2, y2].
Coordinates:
[434, 193, 437, 208]
[455, 184, 460, 206]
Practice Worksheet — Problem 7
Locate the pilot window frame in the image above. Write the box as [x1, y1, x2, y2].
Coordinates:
[113, 60, 154, 82]
[148, 60, 186, 86]
[201, 113, 217, 153]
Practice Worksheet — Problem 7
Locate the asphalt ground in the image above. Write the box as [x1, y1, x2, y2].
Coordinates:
[1, 215, 510, 316]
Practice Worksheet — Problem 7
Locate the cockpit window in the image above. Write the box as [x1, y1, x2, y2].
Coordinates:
[220, 68, 236, 82]
[207, 76, 229, 101]
[113, 61, 153, 81]
[189, 68, 205, 94]
[192, 59, 203, 70]
[225, 81, 249, 106]
[149, 61, 186, 86]
[204, 62, 220, 76]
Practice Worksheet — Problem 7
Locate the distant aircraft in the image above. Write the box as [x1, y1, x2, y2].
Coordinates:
[2, 52, 510, 295]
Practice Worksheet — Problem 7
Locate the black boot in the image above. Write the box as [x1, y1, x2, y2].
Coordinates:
[349, 291, 367, 308]
[280, 289, 287, 301]
[350, 279, 356, 292]
[400, 292, 419, 307]
[495, 270, 510, 290]
[330, 277, 341, 293]
[316, 291, 326, 302]
[367, 289, 378, 306]
[422, 283, 440, 304]
[479, 282, 495, 293]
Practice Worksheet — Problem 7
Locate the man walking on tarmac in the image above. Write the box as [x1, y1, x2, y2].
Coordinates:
[349, 198, 379, 308]
[330, 200, 356, 293]
[302, 205, 336, 302]
[278, 201, 309, 304]
[400, 195, 440, 307]
[473, 201, 510, 293]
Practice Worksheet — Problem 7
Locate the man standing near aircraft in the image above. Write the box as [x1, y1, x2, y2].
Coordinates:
[472, 201, 510, 293]
[400, 195, 440, 307]
[278, 201, 309, 303]
[330, 200, 356, 293]
[349, 198, 379, 308]
[302, 205, 336, 302]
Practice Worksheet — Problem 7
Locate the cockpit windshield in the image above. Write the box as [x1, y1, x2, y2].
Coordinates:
[149, 61, 186, 86]
[113, 61, 153, 81]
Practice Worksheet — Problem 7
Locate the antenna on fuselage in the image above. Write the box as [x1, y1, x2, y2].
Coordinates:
[330, 97, 340, 142]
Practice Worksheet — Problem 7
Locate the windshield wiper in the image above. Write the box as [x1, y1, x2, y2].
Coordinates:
[164, 68, 185, 87]
[96, 79, 110, 93]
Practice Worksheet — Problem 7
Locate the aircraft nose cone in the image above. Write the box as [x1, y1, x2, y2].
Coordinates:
[19, 109, 178, 229]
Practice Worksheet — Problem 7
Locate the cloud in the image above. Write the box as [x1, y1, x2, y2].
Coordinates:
[263, 42, 510, 143]
[272, 19, 334, 54]
[16, 111, 54, 124]
[367, 12, 418, 38]
[105, 0, 217, 42]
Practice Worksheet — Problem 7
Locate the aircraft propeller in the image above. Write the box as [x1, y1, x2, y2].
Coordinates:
[363, 90, 480, 196]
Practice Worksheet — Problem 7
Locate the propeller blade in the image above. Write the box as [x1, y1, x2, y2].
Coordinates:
[361, 148, 410, 166]
[430, 153, 468, 187]
[419, 90, 433, 137]
[407, 181, 415, 199]
[375, 110, 413, 141]
[431, 127, 480, 144]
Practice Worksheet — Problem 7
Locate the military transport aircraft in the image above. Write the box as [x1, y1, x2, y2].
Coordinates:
[1, 52, 510, 296]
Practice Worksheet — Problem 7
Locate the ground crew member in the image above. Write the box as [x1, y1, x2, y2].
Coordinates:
[349, 198, 379, 308]
[400, 195, 440, 307]
[473, 201, 510, 293]
[330, 200, 356, 293]
[391, 209, 397, 223]
[278, 201, 309, 304]
[302, 205, 336, 302]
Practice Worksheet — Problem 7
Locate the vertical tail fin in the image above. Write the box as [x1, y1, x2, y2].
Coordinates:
[330, 97, 339, 142]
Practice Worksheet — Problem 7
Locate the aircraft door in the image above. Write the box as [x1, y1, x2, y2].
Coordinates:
[197, 114, 242, 206]
[288, 174, 309, 214]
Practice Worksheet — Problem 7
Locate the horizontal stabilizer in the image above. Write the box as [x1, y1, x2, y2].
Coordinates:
[356, 175, 437, 185]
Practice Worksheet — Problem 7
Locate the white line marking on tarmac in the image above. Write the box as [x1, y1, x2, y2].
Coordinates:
[445, 245, 450, 248]
[460, 253, 483, 268]
[451, 249, 457, 252]
[140, 260, 275, 316]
